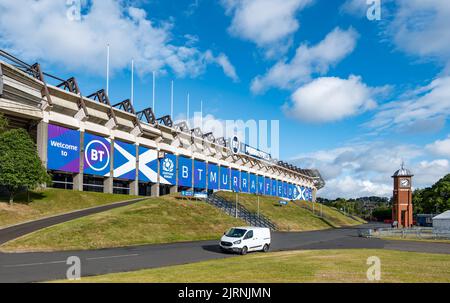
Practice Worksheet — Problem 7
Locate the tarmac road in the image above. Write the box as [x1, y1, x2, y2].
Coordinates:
[1, 223, 450, 282]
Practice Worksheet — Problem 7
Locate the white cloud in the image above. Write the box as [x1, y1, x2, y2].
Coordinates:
[251, 27, 358, 93]
[426, 135, 450, 157]
[204, 51, 239, 82]
[285, 75, 377, 123]
[340, 0, 368, 17]
[222, 0, 313, 56]
[291, 141, 447, 199]
[0, 0, 238, 81]
[366, 77, 450, 132]
[388, 0, 450, 68]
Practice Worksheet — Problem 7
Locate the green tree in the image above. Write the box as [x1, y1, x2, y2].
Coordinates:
[412, 174, 450, 214]
[0, 113, 7, 133]
[0, 128, 50, 204]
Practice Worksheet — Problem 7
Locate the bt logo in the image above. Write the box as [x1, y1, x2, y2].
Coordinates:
[85, 140, 110, 172]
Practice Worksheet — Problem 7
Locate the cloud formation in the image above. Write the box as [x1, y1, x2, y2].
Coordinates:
[0, 0, 237, 80]
[292, 141, 448, 199]
[285, 75, 377, 123]
[222, 0, 313, 57]
[251, 27, 358, 93]
[365, 77, 450, 133]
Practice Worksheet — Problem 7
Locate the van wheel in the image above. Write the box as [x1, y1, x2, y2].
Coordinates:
[241, 246, 248, 255]
[263, 244, 269, 253]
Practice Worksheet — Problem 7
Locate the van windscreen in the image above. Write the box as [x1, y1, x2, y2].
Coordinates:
[225, 228, 247, 238]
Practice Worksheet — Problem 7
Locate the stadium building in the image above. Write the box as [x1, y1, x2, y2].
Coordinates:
[0, 51, 324, 201]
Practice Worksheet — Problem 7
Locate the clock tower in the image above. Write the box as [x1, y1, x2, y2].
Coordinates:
[392, 162, 413, 228]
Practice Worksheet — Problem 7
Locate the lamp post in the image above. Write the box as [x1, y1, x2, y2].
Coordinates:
[235, 191, 238, 218]
[257, 195, 260, 219]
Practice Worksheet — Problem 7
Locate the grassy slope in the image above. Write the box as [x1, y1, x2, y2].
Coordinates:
[217, 192, 363, 231]
[59, 249, 450, 283]
[0, 195, 245, 252]
[0, 188, 137, 228]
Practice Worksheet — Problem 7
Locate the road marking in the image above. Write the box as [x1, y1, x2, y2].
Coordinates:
[86, 253, 139, 260]
[3, 260, 67, 268]
[2, 254, 139, 268]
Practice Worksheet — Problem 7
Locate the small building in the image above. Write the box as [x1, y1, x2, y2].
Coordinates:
[432, 211, 450, 234]
[416, 214, 435, 227]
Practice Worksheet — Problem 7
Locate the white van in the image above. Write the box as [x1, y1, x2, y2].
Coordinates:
[220, 226, 271, 255]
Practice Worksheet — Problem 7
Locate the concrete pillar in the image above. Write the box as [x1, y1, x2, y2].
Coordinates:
[36, 120, 48, 189]
[130, 144, 139, 196]
[312, 188, 317, 202]
[151, 183, 159, 197]
[36, 120, 48, 168]
[169, 185, 178, 194]
[73, 131, 84, 191]
[104, 138, 114, 194]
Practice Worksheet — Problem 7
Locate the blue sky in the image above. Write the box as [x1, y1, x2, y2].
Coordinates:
[0, 0, 449, 198]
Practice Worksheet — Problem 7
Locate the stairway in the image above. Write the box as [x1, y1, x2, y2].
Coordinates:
[205, 193, 277, 230]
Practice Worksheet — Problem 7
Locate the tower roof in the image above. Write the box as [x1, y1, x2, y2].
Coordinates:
[392, 162, 413, 177]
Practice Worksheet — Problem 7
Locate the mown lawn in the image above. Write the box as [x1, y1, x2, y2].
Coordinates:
[217, 192, 363, 231]
[0, 195, 245, 252]
[58, 249, 450, 283]
[0, 188, 137, 228]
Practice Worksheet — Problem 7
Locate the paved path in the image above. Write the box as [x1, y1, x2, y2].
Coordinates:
[1, 223, 450, 282]
[0, 198, 146, 245]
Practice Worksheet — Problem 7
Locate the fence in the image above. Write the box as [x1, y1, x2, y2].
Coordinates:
[359, 227, 450, 240]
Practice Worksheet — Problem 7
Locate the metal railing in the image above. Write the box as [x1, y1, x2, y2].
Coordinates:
[205, 194, 277, 230]
[359, 227, 450, 240]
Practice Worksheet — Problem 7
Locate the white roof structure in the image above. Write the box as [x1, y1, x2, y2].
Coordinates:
[433, 211, 450, 220]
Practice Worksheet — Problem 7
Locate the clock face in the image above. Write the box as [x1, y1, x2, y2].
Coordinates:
[400, 178, 410, 187]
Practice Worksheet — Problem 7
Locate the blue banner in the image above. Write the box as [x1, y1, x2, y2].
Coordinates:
[47, 124, 80, 173]
[293, 185, 299, 200]
[249, 173, 257, 194]
[113, 140, 136, 180]
[84, 132, 111, 176]
[138, 146, 157, 183]
[288, 183, 293, 200]
[265, 178, 271, 196]
[207, 163, 219, 190]
[283, 182, 288, 198]
[271, 179, 277, 196]
[160, 153, 176, 185]
[194, 160, 206, 189]
[277, 181, 283, 197]
[219, 166, 230, 190]
[241, 171, 249, 193]
[231, 169, 240, 192]
[257, 175, 265, 194]
[178, 156, 192, 187]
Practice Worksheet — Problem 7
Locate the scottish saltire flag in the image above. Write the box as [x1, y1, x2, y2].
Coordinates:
[113, 140, 136, 180]
[138, 146, 158, 183]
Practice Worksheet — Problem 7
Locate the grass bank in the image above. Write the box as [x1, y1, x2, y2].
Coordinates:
[0, 188, 137, 229]
[58, 249, 450, 283]
[217, 192, 364, 231]
[0, 195, 245, 252]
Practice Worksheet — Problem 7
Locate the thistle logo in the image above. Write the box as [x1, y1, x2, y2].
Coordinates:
[85, 140, 110, 172]
[162, 158, 174, 173]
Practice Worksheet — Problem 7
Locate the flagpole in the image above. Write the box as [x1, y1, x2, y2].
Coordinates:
[152, 71, 156, 113]
[131, 59, 134, 105]
[170, 80, 174, 118]
[106, 44, 110, 96]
